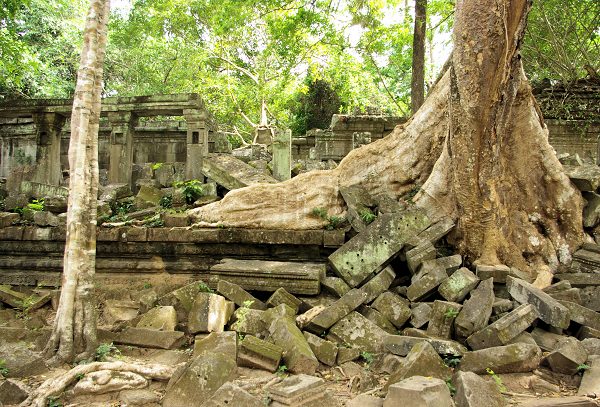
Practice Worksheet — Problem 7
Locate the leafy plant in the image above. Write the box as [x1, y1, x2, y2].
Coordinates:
[486, 368, 507, 393]
[276, 364, 288, 376]
[75, 373, 85, 381]
[0, 359, 9, 377]
[160, 195, 173, 209]
[152, 162, 163, 170]
[174, 180, 203, 204]
[311, 207, 346, 230]
[197, 281, 214, 293]
[311, 207, 328, 219]
[443, 355, 461, 368]
[444, 308, 460, 318]
[47, 397, 62, 407]
[445, 378, 456, 396]
[27, 198, 44, 211]
[143, 282, 152, 289]
[577, 364, 591, 374]
[95, 342, 121, 361]
[360, 351, 374, 365]
[359, 208, 376, 224]
[142, 214, 164, 228]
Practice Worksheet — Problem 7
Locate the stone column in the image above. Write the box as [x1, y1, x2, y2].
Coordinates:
[32, 112, 66, 186]
[107, 111, 138, 187]
[184, 108, 209, 180]
[272, 129, 291, 182]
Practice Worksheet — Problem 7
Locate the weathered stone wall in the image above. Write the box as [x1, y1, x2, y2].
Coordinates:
[546, 120, 600, 162]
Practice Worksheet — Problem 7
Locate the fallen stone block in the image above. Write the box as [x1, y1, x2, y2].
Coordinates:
[453, 371, 507, 407]
[467, 304, 539, 350]
[135, 184, 162, 208]
[193, 331, 237, 358]
[136, 305, 177, 331]
[201, 153, 278, 190]
[0, 212, 20, 227]
[268, 315, 319, 374]
[305, 288, 368, 335]
[578, 355, 600, 396]
[0, 379, 30, 405]
[115, 327, 186, 350]
[0, 284, 30, 309]
[237, 334, 283, 372]
[99, 183, 132, 202]
[385, 341, 452, 389]
[407, 263, 448, 302]
[582, 338, 600, 355]
[492, 298, 514, 315]
[476, 264, 511, 283]
[579, 326, 600, 340]
[410, 302, 432, 329]
[161, 212, 189, 227]
[544, 337, 588, 375]
[455, 278, 495, 340]
[427, 300, 462, 339]
[560, 300, 600, 331]
[371, 291, 411, 329]
[459, 343, 542, 374]
[158, 281, 206, 323]
[162, 352, 237, 407]
[337, 346, 361, 364]
[0, 342, 48, 377]
[347, 394, 384, 407]
[267, 288, 302, 314]
[531, 327, 566, 351]
[548, 288, 582, 304]
[304, 331, 338, 366]
[269, 374, 329, 406]
[384, 376, 454, 407]
[321, 276, 351, 297]
[359, 305, 398, 334]
[326, 311, 390, 353]
[414, 217, 455, 245]
[203, 382, 263, 407]
[438, 267, 479, 303]
[384, 334, 468, 357]
[360, 266, 396, 303]
[229, 308, 267, 336]
[217, 279, 267, 310]
[555, 273, 600, 287]
[187, 292, 232, 334]
[571, 247, 600, 273]
[406, 241, 436, 273]
[564, 164, 600, 192]
[329, 210, 430, 287]
[507, 277, 570, 329]
[339, 185, 377, 233]
[519, 396, 599, 407]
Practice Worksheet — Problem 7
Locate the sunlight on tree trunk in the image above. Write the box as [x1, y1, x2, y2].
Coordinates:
[44, 0, 110, 365]
[190, 0, 583, 277]
[411, 0, 427, 113]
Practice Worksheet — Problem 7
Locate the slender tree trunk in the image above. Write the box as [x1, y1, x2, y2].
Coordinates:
[411, 0, 427, 113]
[44, 0, 109, 365]
[190, 0, 583, 277]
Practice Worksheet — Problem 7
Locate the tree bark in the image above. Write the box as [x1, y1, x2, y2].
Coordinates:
[411, 0, 427, 113]
[44, 0, 109, 365]
[189, 0, 583, 276]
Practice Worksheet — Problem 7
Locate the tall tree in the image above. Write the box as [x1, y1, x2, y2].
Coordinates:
[190, 0, 583, 281]
[44, 0, 109, 364]
[411, 0, 427, 113]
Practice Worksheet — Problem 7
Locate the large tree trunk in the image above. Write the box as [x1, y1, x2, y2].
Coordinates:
[190, 0, 583, 276]
[44, 0, 109, 364]
[411, 0, 427, 113]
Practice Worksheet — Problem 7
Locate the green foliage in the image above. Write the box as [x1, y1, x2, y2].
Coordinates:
[311, 207, 346, 230]
[578, 364, 591, 374]
[143, 282, 152, 289]
[27, 198, 44, 212]
[197, 281, 214, 293]
[443, 355, 461, 368]
[444, 308, 459, 318]
[0, 359, 9, 377]
[359, 208, 376, 224]
[142, 214, 164, 228]
[95, 342, 121, 362]
[75, 372, 85, 381]
[445, 378, 456, 396]
[485, 368, 507, 393]
[14, 148, 34, 165]
[160, 195, 173, 209]
[174, 180, 203, 204]
[47, 397, 62, 407]
[151, 162, 163, 170]
[311, 207, 329, 220]
[276, 364, 288, 376]
[360, 351, 374, 365]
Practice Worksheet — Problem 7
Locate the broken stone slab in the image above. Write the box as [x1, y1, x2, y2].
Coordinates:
[560, 300, 600, 331]
[570, 247, 600, 273]
[269, 374, 328, 406]
[0, 342, 48, 377]
[579, 287, 600, 311]
[73, 370, 147, 395]
[476, 264, 511, 283]
[0, 285, 29, 308]
[563, 164, 600, 192]
[531, 327, 566, 351]
[371, 291, 411, 329]
[267, 288, 302, 314]
[209, 258, 325, 295]
[427, 300, 462, 339]
[267, 315, 319, 374]
[413, 256, 463, 283]
[0, 212, 20, 227]
[438, 267, 479, 303]
[99, 183, 132, 202]
[359, 305, 398, 334]
[360, 266, 396, 303]
[519, 396, 600, 407]
[459, 343, 542, 374]
[115, 327, 186, 350]
[328, 210, 430, 287]
[217, 279, 267, 310]
[136, 305, 177, 331]
[455, 278, 495, 340]
[187, 292, 232, 334]
[453, 371, 507, 407]
[161, 212, 189, 227]
[326, 311, 390, 353]
[579, 326, 600, 340]
[413, 216, 455, 245]
[135, 185, 162, 208]
[337, 346, 361, 364]
[237, 334, 283, 372]
[347, 394, 384, 407]
[339, 185, 377, 233]
[578, 355, 600, 396]
[545, 337, 588, 375]
[202, 382, 263, 407]
[193, 331, 237, 358]
[20, 181, 68, 198]
[556, 273, 600, 287]
[583, 192, 600, 228]
[492, 298, 514, 315]
[162, 351, 237, 407]
[407, 262, 448, 302]
[406, 241, 436, 273]
[157, 281, 206, 323]
[384, 376, 454, 407]
[264, 303, 297, 323]
[410, 302, 432, 329]
[466, 303, 540, 350]
[385, 341, 452, 389]
[549, 288, 582, 304]
[304, 331, 339, 366]
[0, 379, 30, 405]
[305, 288, 368, 335]
[201, 153, 278, 190]
[321, 276, 351, 297]
[582, 338, 600, 355]
[384, 334, 468, 357]
[507, 276, 570, 329]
